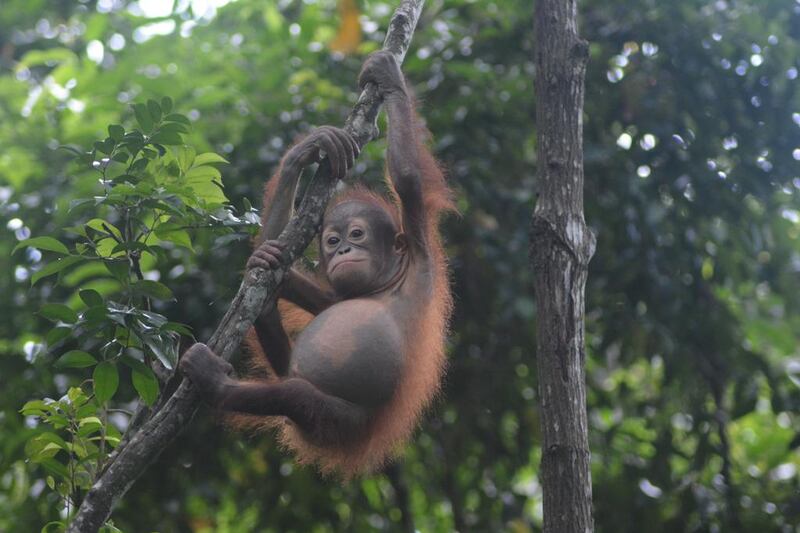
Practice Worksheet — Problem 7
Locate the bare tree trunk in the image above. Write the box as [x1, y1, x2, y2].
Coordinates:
[66, 2, 425, 531]
[530, 0, 595, 531]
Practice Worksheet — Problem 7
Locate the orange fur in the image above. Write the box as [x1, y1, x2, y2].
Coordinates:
[236, 102, 455, 477]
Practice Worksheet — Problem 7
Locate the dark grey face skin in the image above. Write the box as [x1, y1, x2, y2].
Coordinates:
[320, 201, 405, 298]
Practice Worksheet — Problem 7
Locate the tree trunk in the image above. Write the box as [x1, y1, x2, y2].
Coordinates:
[66, 2, 425, 531]
[530, 0, 595, 532]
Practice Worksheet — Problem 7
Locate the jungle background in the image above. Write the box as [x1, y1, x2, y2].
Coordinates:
[2, 0, 800, 531]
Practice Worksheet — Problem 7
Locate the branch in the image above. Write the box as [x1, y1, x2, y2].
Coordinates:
[529, 0, 595, 531]
[67, 2, 424, 530]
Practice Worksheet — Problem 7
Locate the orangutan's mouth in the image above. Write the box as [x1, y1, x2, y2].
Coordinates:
[331, 259, 364, 272]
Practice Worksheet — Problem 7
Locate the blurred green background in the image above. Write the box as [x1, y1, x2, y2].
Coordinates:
[1, 0, 800, 531]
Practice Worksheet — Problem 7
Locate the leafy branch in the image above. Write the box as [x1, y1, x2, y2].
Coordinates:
[17, 97, 258, 532]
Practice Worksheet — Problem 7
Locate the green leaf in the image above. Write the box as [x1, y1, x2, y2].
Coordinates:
[86, 219, 123, 241]
[132, 280, 174, 301]
[161, 321, 193, 336]
[37, 432, 69, 450]
[20, 400, 51, 416]
[132, 103, 153, 133]
[25, 435, 47, 458]
[110, 241, 150, 255]
[79, 289, 104, 308]
[77, 416, 103, 437]
[145, 338, 177, 370]
[130, 159, 150, 175]
[44, 414, 69, 429]
[32, 256, 85, 285]
[13, 237, 69, 255]
[54, 350, 97, 369]
[64, 225, 87, 238]
[140, 309, 169, 327]
[30, 442, 63, 462]
[25, 433, 67, 462]
[141, 147, 158, 158]
[163, 113, 191, 126]
[160, 96, 173, 114]
[192, 152, 229, 166]
[185, 165, 227, 204]
[119, 136, 144, 154]
[122, 131, 145, 143]
[122, 355, 160, 404]
[149, 131, 184, 146]
[134, 181, 155, 195]
[175, 145, 196, 173]
[67, 386, 88, 404]
[80, 416, 103, 427]
[93, 362, 119, 403]
[154, 223, 193, 250]
[76, 404, 96, 418]
[59, 144, 84, 156]
[158, 121, 190, 135]
[110, 174, 139, 186]
[96, 237, 123, 258]
[108, 124, 125, 141]
[104, 259, 129, 281]
[94, 139, 114, 155]
[146, 99, 162, 122]
[185, 164, 221, 181]
[40, 304, 78, 324]
[41, 520, 67, 533]
[68, 198, 96, 215]
[40, 458, 70, 479]
[71, 439, 89, 460]
[82, 305, 108, 325]
[132, 365, 159, 405]
[46, 326, 72, 346]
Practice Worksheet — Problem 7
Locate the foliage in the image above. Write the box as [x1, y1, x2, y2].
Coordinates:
[7, 94, 253, 529]
[0, 0, 799, 532]
[20, 387, 120, 523]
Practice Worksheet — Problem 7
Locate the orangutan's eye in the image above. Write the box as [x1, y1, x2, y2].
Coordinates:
[327, 236, 340, 246]
[350, 228, 364, 239]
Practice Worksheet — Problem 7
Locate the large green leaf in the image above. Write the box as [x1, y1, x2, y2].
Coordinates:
[146, 99, 162, 123]
[13, 237, 69, 255]
[192, 152, 229, 166]
[93, 362, 119, 403]
[174, 145, 196, 173]
[85, 219, 123, 241]
[39, 304, 78, 324]
[31, 256, 85, 285]
[131, 365, 159, 406]
[108, 124, 125, 141]
[184, 165, 227, 204]
[154, 222, 193, 250]
[78, 289, 104, 308]
[132, 103, 154, 133]
[132, 280, 175, 301]
[54, 350, 97, 369]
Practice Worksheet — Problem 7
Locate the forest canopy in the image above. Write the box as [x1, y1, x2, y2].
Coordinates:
[1, 0, 799, 531]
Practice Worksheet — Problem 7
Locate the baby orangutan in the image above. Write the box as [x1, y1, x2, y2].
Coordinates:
[180, 51, 454, 475]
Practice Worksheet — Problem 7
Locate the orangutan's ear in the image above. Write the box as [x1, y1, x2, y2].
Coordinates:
[393, 232, 408, 254]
